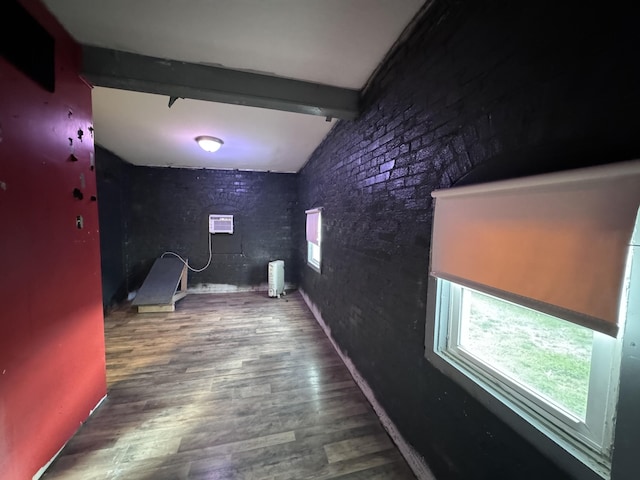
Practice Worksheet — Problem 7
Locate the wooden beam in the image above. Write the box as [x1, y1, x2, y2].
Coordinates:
[81, 46, 361, 120]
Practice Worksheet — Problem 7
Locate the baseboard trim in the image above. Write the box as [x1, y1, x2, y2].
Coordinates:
[300, 289, 436, 480]
[187, 282, 297, 294]
[33, 394, 107, 480]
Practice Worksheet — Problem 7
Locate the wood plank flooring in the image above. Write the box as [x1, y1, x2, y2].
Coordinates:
[42, 291, 416, 480]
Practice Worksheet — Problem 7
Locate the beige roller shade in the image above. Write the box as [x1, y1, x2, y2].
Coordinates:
[430, 160, 640, 337]
[305, 208, 321, 246]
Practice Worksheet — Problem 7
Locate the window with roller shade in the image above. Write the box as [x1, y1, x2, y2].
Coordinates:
[306, 208, 321, 272]
[425, 159, 640, 480]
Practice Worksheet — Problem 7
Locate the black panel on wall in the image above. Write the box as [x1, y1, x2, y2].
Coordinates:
[127, 166, 299, 291]
[298, 1, 639, 479]
[0, 1, 55, 92]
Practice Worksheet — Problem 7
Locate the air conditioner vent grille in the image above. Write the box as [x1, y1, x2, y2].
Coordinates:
[209, 214, 234, 234]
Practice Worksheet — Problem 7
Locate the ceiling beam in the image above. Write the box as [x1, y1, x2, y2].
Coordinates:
[81, 46, 360, 120]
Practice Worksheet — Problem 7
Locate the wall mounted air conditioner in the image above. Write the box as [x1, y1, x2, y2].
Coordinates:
[268, 260, 285, 298]
[209, 214, 234, 234]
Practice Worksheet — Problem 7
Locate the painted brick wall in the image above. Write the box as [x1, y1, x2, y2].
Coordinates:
[298, 1, 640, 479]
[126, 166, 299, 291]
[95, 145, 132, 310]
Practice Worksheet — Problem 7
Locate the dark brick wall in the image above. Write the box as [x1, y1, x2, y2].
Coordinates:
[95, 145, 132, 310]
[298, 2, 639, 479]
[127, 166, 299, 291]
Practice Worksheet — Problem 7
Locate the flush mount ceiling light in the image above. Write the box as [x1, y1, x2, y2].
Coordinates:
[196, 136, 224, 153]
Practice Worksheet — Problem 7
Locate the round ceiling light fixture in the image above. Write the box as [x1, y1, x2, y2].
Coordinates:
[196, 136, 224, 153]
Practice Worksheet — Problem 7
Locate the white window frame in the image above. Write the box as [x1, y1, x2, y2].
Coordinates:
[435, 279, 622, 474]
[306, 209, 321, 272]
[307, 240, 321, 272]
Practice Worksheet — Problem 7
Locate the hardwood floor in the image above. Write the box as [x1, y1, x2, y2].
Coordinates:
[42, 291, 416, 480]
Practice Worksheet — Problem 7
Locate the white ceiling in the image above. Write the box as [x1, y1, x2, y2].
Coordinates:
[42, 0, 427, 172]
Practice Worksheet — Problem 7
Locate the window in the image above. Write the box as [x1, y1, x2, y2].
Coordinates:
[306, 208, 321, 272]
[433, 279, 622, 477]
[452, 286, 598, 422]
[425, 160, 640, 480]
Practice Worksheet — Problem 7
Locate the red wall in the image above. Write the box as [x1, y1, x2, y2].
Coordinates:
[0, 2, 107, 478]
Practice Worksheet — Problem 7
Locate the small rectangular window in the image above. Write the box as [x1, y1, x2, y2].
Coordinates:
[305, 208, 321, 272]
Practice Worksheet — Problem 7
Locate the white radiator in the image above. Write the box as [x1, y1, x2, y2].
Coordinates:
[268, 260, 285, 298]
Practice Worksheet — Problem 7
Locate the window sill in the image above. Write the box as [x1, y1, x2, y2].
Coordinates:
[307, 262, 321, 274]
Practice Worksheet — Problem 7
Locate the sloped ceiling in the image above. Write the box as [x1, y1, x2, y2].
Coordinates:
[42, 0, 428, 172]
